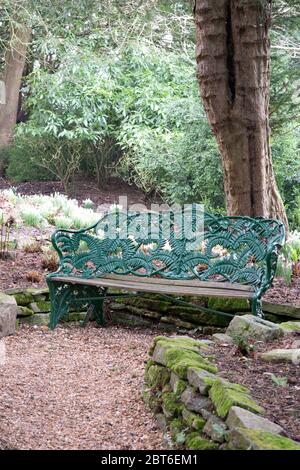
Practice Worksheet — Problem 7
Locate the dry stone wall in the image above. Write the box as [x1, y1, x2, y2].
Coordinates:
[143, 335, 300, 450]
[4, 287, 87, 326]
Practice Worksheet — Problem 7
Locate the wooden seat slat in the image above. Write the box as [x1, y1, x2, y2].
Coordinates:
[103, 273, 254, 292]
[51, 275, 254, 299]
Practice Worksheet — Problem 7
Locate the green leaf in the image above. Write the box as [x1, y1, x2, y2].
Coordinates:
[270, 374, 288, 387]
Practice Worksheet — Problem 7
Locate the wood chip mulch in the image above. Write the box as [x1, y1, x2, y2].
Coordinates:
[0, 325, 165, 450]
[0, 324, 299, 449]
[263, 277, 300, 307]
[213, 336, 300, 442]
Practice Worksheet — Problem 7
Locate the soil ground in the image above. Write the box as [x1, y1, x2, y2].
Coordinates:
[0, 324, 299, 450]
[0, 325, 165, 450]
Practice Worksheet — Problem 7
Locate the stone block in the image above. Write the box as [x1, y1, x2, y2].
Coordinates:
[226, 406, 283, 434]
[226, 314, 284, 342]
[0, 292, 17, 338]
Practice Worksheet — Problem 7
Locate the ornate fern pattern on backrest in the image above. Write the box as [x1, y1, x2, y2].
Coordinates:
[50, 210, 285, 293]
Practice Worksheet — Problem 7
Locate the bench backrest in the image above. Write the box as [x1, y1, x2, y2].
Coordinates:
[51, 209, 285, 294]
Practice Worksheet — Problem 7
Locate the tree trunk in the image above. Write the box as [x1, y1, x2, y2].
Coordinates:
[0, 25, 31, 148]
[193, 0, 288, 227]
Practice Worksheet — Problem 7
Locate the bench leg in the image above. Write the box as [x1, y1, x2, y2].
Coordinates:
[89, 287, 107, 326]
[47, 280, 73, 330]
[251, 296, 263, 318]
[47, 280, 107, 329]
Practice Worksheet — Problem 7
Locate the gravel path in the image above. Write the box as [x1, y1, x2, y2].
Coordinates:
[0, 325, 165, 450]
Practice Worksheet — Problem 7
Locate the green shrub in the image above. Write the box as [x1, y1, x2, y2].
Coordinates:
[0, 145, 9, 176]
[272, 130, 300, 229]
[6, 136, 53, 182]
[115, 44, 225, 210]
[6, 39, 298, 219]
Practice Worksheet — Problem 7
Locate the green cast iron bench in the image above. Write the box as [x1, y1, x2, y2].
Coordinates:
[46, 209, 285, 329]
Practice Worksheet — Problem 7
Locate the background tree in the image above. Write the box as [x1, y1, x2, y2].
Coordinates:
[0, 1, 32, 173]
[193, 0, 289, 226]
[0, 24, 31, 147]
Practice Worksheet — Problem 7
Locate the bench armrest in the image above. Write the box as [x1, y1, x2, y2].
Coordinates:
[258, 236, 285, 298]
[50, 221, 101, 276]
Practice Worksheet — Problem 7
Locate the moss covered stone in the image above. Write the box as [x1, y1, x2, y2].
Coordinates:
[181, 386, 212, 413]
[259, 348, 300, 364]
[208, 298, 250, 313]
[209, 380, 263, 419]
[17, 306, 34, 317]
[152, 335, 213, 353]
[120, 304, 162, 320]
[170, 372, 187, 397]
[229, 427, 300, 450]
[5, 287, 28, 295]
[262, 301, 300, 320]
[170, 418, 186, 443]
[27, 288, 49, 300]
[145, 359, 156, 372]
[187, 368, 218, 395]
[185, 432, 219, 450]
[182, 408, 206, 431]
[143, 389, 162, 414]
[203, 414, 228, 443]
[29, 301, 51, 313]
[67, 312, 87, 322]
[169, 305, 230, 327]
[160, 316, 197, 330]
[109, 311, 153, 327]
[155, 413, 168, 431]
[13, 292, 35, 306]
[174, 379, 187, 398]
[115, 296, 171, 313]
[226, 314, 283, 343]
[144, 364, 170, 389]
[12, 288, 48, 306]
[280, 321, 300, 333]
[151, 336, 216, 373]
[162, 391, 183, 418]
[20, 313, 50, 326]
[226, 406, 283, 435]
[165, 348, 218, 379]
[264, 313, 285, 324]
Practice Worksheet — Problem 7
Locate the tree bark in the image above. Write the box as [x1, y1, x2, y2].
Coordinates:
[0, 24, 31, 148]
[193, 0, 288, 227]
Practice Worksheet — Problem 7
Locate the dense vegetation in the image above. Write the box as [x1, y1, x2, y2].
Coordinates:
[0, 1, 299, 226]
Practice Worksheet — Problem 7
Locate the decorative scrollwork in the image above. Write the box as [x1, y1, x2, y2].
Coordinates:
[48, 209, 285, 298]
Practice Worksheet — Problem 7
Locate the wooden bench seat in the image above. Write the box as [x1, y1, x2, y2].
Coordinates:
[51, 274, 254, 299]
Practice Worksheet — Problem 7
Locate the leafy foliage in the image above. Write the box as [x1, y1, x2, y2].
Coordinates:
[5, 135, 53, 182]
[1, 0, 299, 227]
[272, 130, 300, 228]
